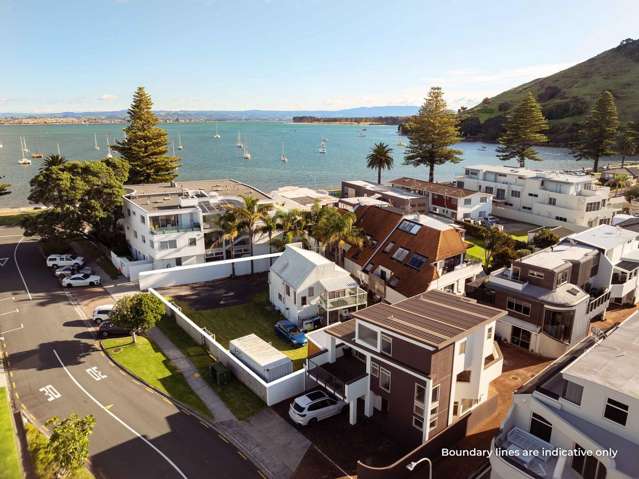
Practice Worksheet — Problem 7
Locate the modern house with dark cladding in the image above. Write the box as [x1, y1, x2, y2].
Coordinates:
[304, 290, 506, 448]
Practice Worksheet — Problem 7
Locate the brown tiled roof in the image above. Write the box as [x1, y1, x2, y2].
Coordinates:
[344, 206, 403, 266]
[352, 290, 506, 348]
[389, 177, 478, 198]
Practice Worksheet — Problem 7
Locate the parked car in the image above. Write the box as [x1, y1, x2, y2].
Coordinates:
[97, 321, 130, 338]
[289, 390, 345, 426]
[300, 316, 323, 332]
[54, 265, 92, 279]
[275, 320, 307, 347]
[92, 304, 114, 324]
[61, 273, 101, 288]
[46, 254, 85, 269]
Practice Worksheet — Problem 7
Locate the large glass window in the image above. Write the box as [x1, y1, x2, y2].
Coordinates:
[543, 309, 574, 343]
[407, 253, 427, 270]
[507, 297, 531, 316]
[357, 323, 379, 349]
[414, 383, 425, 416]
[379, 368, 391, 392]
[392, 247, 410, 262]
[398, 220, 421, 234]
[381, 334, 392, 356]
[604, 398, 628, 426]
[572, 444, 607, 479]
[530, 413, 552, 442]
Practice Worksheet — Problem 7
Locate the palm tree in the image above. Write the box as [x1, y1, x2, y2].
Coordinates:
[231, 195, 273, 274]
[272, 209, 307, 250]
[314, 209, 363, 265]
[366, 142, 394, 184]
[258, 213, 278, 265]
[40, 153, 66, 172]
[217, 211, 240, 277]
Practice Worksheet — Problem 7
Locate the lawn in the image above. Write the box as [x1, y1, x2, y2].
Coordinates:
[157, 318, 265, 420]
[176, 291, 309, 370]
[0, 387, 22, 479]
[101, 336, 211, 418]
[465, 236, 487, 264]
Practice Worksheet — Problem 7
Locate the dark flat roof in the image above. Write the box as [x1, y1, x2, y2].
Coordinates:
[389, 177, 478, 198]
[616, 260, 639, 272]
[350, 290, 506, 349]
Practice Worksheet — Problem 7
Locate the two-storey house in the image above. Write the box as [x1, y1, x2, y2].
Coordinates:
[341, 180, 428, 213]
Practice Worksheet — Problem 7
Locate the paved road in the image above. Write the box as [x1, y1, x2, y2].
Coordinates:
[0, 227, 261, 479]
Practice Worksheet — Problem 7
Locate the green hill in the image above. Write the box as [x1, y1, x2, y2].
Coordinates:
[461, 38, 639, 145]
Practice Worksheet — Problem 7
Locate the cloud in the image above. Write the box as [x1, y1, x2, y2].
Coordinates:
[98, 94, 118, 102]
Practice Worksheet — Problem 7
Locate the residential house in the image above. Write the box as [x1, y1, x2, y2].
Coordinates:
[343, 206, 483, 303]
[490, 312, 639, 479]
[269, 244, 367, 326]
[389, 177, 493, 221]
[468, 243, 611, 358]
[341, 180, 428, 213]
[457, 165, 613, 231]
[337, 196, 390, 212]
[305, 290, 506, 448]
[269, 186, 337, 211]
[600, 166, 639, 184]
[122, 179, 272, 269]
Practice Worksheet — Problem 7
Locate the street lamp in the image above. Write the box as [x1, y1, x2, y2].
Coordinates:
[406, 457, 432, 478]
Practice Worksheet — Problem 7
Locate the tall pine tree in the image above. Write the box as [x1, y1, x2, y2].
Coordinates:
[404, 87, 462, 182]
[497, 91, 549, 167]
[113, 87, 180, 184]
[571, 90, 619, 173]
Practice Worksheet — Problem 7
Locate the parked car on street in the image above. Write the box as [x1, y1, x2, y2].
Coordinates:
[61, 273, 101, 288]
[46, 254, 85, 269]
[289, 390, 345, 426]
[97, 321, 130, 338]
[92, 304, 114, 324]
[54, 265, 92, 279]
[275, 320, 307, 347]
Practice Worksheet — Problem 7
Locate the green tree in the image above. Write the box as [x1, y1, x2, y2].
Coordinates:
[0, 175, 10, 196]
[624, 184, 639, 203]
[532, 228, 559, 249]
[110, 292, 165, 342]
[231, 195, 273, 274]
[606, 173, 631, 190]
[404, 87, 462, 182]
[571, 90, 619, 173]
[616, 127, 637, 167]
[217, 210, 240, 276]
[480, 227, 517, 270]
[313, 208, 363, 265]
[113, 87, 180, 184]
[258, 213, 278, 265]
[497, 92, 549, 167]
[366, 142, 394, 184]
[272, 209, 308, 250]
[44, 414, 95, 478]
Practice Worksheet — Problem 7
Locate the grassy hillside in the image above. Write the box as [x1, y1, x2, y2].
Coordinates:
[462, 38, 639, 144]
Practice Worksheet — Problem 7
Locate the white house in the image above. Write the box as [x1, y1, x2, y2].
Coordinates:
[490, 312, 639, 479]
[268, 244, 367, 326]
[457, 165, 613, 231]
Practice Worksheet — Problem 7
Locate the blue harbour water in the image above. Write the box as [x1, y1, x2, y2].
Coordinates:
[0, 121, 605, 207]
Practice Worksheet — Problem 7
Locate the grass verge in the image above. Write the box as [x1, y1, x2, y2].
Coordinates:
[157, 318, 265, 420]
[0, 387, 22, 479]
[176, 291, 308, 370]
[101, 336, 211, 418]
[0, 211, 40, 227]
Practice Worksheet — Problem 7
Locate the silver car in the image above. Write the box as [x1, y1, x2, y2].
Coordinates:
[61, 273, 101, 288]
[54, 265, 92, 279]
[289, 390, 345, 426]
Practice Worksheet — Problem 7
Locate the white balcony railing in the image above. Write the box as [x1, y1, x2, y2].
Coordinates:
[319, 288, 367, 311]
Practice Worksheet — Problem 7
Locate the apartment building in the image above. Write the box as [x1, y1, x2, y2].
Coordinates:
[269, 244, 367, 326]
[122, 179, 272, 269]
[305, 290, 506, 448]
[341, 180, 428, 213]
[389, 177, 493, 221]
[468, 243, 611, 358]
[490, 312, 639, 479]
[269, 185, 337, 211]
[343, 205, 483, 303]
[457, 165, 613, 231]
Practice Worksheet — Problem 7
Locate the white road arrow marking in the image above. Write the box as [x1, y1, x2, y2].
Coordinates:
[0, 258, 8, 267]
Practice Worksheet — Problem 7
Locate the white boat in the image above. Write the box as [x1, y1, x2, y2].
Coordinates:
[177, 134, 184, 150]
[280, 143, 288, 163]
[21, 136, 29, 153]
[18, 138, 31, 165]
[18, 158, 32, 165]
[318, 139, 326, 154]
[213, 122, 221, 139]
[94, 133, 100, 150]
[243, 138, 251, 160]
[105, 135, 113, 159]
[236, 132, 243, 148]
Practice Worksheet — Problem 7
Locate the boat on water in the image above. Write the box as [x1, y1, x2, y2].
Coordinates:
[20, 136, 29, 153]
[280, 143, 288, 163]
[31, 152, 44, 159]
[243, 137, 252, 160]
[18, 138, 31, 165]
[236, 132, 243, 148]
[213, 122, 221, 139]
[105, 135, 113, 159]
[18, 158, 32, 165]
[318, 140, 327, 154]
[177, 134, 184, 150]
[94, 133, 100, 151]
[56, 144, 62, 156]
[171, 142, 176, 156]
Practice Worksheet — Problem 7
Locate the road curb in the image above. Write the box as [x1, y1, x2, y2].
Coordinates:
[98, 339, 276, 479]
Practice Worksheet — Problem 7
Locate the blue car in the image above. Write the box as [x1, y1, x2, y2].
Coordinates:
[275, 320, 307, 347]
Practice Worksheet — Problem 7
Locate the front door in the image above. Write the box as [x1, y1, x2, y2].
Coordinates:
[511, 326, 531, 350]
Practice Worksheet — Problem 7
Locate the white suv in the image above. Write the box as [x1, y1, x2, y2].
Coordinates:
[92, 304, 114, 324]
[46, 254, 85, 269]
[289, 390, 345, 426]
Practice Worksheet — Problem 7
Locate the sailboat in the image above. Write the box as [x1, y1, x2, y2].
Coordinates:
[105, 135, 113, 159]
[94, 133, 100, 150]
[213, 122, 221, 139]
[57, 144, 62, 156]
[18, 138, 31, 165]
[177, 134, 184, 150]
[280, 143, 288, 163]
[243, 138, 252, 160]
[171, 142, 176, 156]
[318, 138, 326, 154]
[21, 136, 30, 153]
[236, 132, 243, 148]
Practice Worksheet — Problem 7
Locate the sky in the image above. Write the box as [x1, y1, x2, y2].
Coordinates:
[1, 0, 638, 113]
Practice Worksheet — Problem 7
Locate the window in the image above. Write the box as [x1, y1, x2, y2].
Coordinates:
[528, 193, 539, 198]
[511, 190, 520, 198]
[530, 413, 552, 442]
[308, 287, 315, 297]
[561, 380, 583, 406]
[189, 237, 197, 246]
[398, 220, 422, 234]
[484, 186, 494, 194]
[412, 416, 423, 431]
[381, 334, 392, 356]
[149, 240, 154, 249]
[555, 216, 567, 222]
[458, 339, 467, 354]
[431, 384, 440, 404]
[134, 231, 138, 239]
[159, 240, 177, 250]
[357, 323, 379, 349]
[486, 326, 493, 340]
[370, 362, 379, 377]
[586, 201, 601, 212]
[543, 309, 574, 343]
[557, 270, 569, 285]
[392, 247, 410, 262]
[548, 197, 557, 206]
[429, 404, 439, 430]
[383, 241, 395, 253]
[522, 206, 532, 211]
[414, 383, 426, 416]
[140, 215, 146, 224]
[529, 270, 544, 279]
[379, 367, 391, 392]
[496, 188, 506, 200]
[285, 285, 291, 297]
[604, 398, 628, 426]
[572, 444, 607, 479]
[507, 297, 531, 316]
[464, 198, 472, 206]
[465, 169, 478, 177]
[480, 196, 487, 203]
[407, 253, 427, 270]
[141, 235, 146, 244]
[301, 296, 307, 306]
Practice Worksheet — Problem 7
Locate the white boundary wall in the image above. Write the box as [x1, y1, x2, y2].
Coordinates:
[149, 287, 305, 406]
[139, 253, 282, 290]
[110, 251, 154, 281]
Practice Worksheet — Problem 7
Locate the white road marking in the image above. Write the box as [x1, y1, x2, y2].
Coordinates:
[0, 323, 23, 335]
[0, 235, 23, 238]
[39, 384, 62, 402]
[0, 296, 16, 302]
[0, 258, 8, 267]
[13, 237, 32, 300]
[0, 309, 19, 317]
[86, 366, 107, 381]
[53, 349, 189, 479]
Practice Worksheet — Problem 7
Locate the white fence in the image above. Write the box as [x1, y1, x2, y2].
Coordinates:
[110, 251, 154, 281]
[149, 288, 305, 406]
[139, 253, 282, 290]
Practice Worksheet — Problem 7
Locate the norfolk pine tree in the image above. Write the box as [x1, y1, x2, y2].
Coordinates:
[113, 87, 180, 184]
[404, 87, 462, 182]
[497, 91, 549, 167]
[571, 90, 619, 173]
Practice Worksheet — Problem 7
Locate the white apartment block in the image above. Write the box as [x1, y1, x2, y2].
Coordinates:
[457, 165, 613, 232]
[490, 312, 639, 479]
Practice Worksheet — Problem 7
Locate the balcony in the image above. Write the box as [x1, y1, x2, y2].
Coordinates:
[489, 268, 528, 291]
[306, 353, 367, 401]
[319, 287, 367, 311]
[150, 224, 201, 236]
[493, 427, 558, 479]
